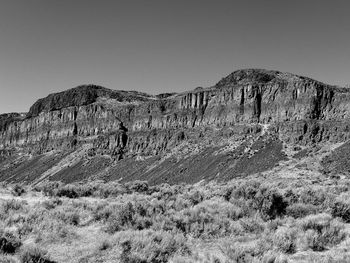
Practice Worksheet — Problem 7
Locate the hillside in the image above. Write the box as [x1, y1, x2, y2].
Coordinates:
[1, 69, 350, 184]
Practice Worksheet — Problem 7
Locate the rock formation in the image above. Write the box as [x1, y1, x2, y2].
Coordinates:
[1, 69, 350, 184]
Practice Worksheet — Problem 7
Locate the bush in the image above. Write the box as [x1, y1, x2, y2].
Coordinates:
[117, 230, 190, 263]
[297, 214, 346, 251]
[20, 246, 55, 263]
[105, 202, 135, 233]
[125, 181, 149, 193]
[34, 182, 62, 197]
[286, 203, 318, 218]
[298, 188, 328, 207]
[11, 184, 26, 197]
[0, 255, 17, 263]
[253, 187, 288, 220]
[273, 226, 297, 253]
[331, 198, 350, 223]
[0, 231, 21, 254]
[239, 216, 265, 234]
[0, 200, 27, 221]
[218, 241, 256, 263]
[232, 180, 261, 200]
[55, 184, 80, 199]
[41, 198, 63, 210]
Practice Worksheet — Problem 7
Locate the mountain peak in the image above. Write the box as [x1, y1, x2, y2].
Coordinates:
[27, 84, 155, 117]
[215, 68, 315, 88]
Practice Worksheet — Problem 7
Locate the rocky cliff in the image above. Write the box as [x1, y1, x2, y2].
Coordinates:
[1, 69, 350, 184]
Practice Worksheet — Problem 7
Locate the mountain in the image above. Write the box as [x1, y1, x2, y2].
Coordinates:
[1, 69, 350, 185]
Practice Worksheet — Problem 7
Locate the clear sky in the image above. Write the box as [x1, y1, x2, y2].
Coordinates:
[0, 0, 349, 113]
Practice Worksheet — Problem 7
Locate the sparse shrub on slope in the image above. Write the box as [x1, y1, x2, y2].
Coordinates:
[11, 184, 26, 197]
[20, 245, 55, 263]
[0, 199, 27, 221]
[125, 180, 149, 193]
[218, 240, 257, 263]
[33, 182, 62, 197]
[232, 180, 261, 200]
[273, 226, 297, 253]
[231, 181, 288, 220]
[34, 219, 77, 244]
[286, 203, 318, 218]
[239, 215, 265, 235]
[0, 231, 21, 254]
[55, 184, 80, 198]
[298, 188, 329, 207]
[41, 198, 62, 210]
[105, 202, 136, 233]
[168, 198, 244, 238]
[52, 208, 80, 226]
[96, 182, 127, 198]
[252, 187, 288, 220]
[117, 230, 190, 263]
[331, 194, 350, 223]
[297, 213, 346, 251]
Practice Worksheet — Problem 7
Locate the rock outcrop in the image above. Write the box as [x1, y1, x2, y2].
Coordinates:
[1, 69, 350, 184]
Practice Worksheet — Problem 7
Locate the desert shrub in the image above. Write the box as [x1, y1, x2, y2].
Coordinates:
[14, 206, 48, 237]
[331, 196, 350, 223]
[105, 202, 136, 233]
[283, 188, 299, 204]
[307, 253, 350, 263]
[53, 209, 80, 226]
[232, 180, 261, 200]
[55, 184, 80, 198]
[297, 214, 346, 251]
[34, 220, 77, 243]
[261, 252, 288, 263]
[0, 231, 21, 254]
[231, 182, 287, 220]
[5, 213, 27, 227]
[218, 241, 257, 263]
[0, 199, 27, 221]
[298, 188, 329, 207]
[149, 183, 180, 200]
[92, 202, 115, 222]
[116, 230, 189, 263]
[34, 182, 62, 197]
[239, 215, 265, 234]
[286, 203, 318, 218]
[20, 245, 55, 263]
[98, 239, 113, 251]
[16, 222, 34, 238]
[273, 226, 297, 253]
[11, 184, 26, 197]
[125, 180, 149, 193]
[41, 198, 63, 210]
[0, 255, 17, 263]
[160, 197, 245, 238]
[0, 199, 26, 213]
[96, 182, 127, 198]
[182, 190, 204, 206]
[252, 187, 288, 220]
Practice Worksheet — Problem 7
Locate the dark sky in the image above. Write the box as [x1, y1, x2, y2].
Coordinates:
[0, 0, 349, 113]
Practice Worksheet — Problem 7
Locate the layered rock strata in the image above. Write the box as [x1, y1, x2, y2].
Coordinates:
[1, 69, 350, 183]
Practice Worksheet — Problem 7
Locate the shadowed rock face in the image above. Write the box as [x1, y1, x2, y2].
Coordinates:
[1, 69, 350, 184]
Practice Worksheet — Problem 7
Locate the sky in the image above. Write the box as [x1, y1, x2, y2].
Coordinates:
[0, 0, 349, 113]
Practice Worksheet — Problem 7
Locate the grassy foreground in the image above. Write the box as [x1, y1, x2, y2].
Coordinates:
[1, 174, 350, 263]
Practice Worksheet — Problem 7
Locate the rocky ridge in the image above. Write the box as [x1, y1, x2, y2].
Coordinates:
[1, 69, 350, 184]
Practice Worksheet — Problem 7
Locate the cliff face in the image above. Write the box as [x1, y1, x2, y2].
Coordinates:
[1, 69, 350, 184]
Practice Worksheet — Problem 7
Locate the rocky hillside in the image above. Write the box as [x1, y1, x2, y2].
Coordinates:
[1, 69, 350, 184]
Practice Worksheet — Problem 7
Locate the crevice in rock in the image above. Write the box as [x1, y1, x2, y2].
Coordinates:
[240, 88, 245, 115]
[252, 86, 262, 122]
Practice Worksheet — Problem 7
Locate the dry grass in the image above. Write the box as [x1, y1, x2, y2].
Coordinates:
[0, 174, 350, 263]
